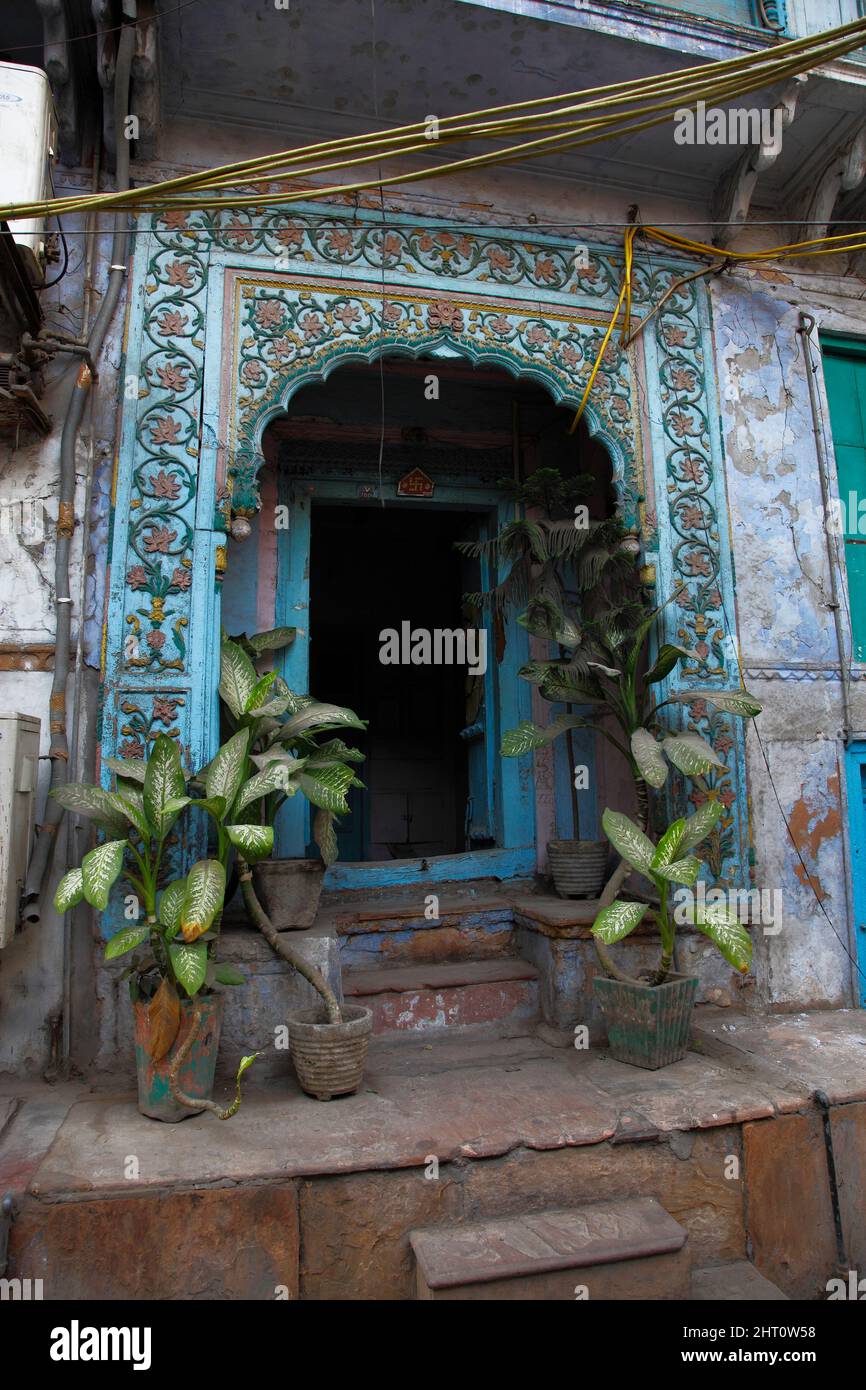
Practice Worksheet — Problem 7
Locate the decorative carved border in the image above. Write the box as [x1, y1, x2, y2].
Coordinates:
[100, 201, 749, 886]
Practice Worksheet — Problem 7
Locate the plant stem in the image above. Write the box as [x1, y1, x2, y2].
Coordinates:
[565, 719, 580, 839]
[167, 1001, 245, 1120]
[237, 861, 341, 1023]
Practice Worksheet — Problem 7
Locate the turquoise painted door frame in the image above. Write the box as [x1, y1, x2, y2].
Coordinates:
[820, 332, 866, 663]
[96, 201, 753, 932]
[272, 474, 535, 889]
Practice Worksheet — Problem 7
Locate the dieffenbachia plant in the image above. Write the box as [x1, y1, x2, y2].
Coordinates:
[592, 801, 752, 981]
[50, 732, 268, 1117]
[217, 630, 366, 867]
[502, 592, 762, 829]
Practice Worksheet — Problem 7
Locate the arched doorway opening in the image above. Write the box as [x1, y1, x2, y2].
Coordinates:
[221, 354, 617, 886]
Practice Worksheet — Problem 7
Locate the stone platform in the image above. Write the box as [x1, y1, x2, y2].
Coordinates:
[2, 1008, 865, 1299]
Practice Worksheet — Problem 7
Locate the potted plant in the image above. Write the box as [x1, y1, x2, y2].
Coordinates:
[219, 626, 366, 927]
[457, 467, 641, 899]
[51, 734, 258, 1121]
[590, 801, 751, 1068]
[501, 588, 763, 1066]
[215, 631, 373, 1100]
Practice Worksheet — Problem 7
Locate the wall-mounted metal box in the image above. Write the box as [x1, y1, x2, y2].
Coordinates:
[0, 712, 40, 947]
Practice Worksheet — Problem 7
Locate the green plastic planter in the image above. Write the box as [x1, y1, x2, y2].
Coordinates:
[134, 994, 223, 1122]
[592, 972, 698, 1070]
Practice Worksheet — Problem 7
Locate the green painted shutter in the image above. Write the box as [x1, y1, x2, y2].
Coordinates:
[822, 342, 866, 662]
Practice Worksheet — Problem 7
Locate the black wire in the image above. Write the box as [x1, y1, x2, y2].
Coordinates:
[41, 215, 70, 289]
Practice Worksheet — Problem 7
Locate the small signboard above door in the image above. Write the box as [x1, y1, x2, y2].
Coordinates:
[397, 467, 435, 499]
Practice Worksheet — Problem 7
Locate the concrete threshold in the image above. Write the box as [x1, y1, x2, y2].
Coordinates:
[2, 1008, 865, 1204]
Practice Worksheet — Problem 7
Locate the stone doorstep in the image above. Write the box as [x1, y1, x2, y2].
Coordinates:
[410, 1196, 687, 1295]
[343, 959, 539, 995]
[343, 958, 540, 1035]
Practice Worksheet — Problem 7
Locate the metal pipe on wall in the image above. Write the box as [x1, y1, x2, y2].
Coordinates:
[23, 8, 137, 922]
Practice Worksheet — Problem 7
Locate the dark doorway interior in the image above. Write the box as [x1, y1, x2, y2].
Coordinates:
[309, 504, 475, 862]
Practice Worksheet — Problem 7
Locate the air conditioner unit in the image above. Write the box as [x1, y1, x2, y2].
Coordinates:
[0, 62, 57, 286]
[0, 712, 40, 948]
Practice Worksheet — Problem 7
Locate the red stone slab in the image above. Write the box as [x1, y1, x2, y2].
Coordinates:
[410, 1196, 685, 1288]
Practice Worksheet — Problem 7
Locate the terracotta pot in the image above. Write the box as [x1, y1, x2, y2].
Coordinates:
[592, 972, 698, 1070]
[133, 994, 223, 1122]
[253, 858, 325, 929]
[287, 1003, 372, 1101]
[547, 839, 609, 899]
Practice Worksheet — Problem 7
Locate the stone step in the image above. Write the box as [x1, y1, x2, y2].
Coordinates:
[691, 1261, 790, 1301]
[343, 958, 539, 1036]
[327, 884, 519, 970]
[410, 1197, 690, 1300]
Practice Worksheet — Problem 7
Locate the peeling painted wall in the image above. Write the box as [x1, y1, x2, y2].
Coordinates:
[711, 271, 866, 1009]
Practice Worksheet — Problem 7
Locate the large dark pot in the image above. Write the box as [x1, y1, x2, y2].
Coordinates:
[547, 839, 608, 899]
[287, 1003, 373, 1101]
[592, 972, 698, 1070]
[133, 994, 223, 1122]
[254, 858, 325, 929]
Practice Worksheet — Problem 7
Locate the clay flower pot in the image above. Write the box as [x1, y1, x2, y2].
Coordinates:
[287, 1003, 372, 1101]
[253, 858, 325, 929]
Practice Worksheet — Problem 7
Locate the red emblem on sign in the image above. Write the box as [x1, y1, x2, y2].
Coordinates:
[397, 467, 435, 498]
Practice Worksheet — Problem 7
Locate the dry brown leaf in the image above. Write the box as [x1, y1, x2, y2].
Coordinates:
[147, 977, 181, 1061]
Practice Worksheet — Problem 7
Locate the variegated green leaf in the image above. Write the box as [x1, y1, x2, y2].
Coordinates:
[662, 731, 726, 776]
[180, 858, 226, 943]
[245, 671, 278, 713]
[298, 762, 354, 814]
[206, 728, 250, 815]
[49, 783, 127, 836]
[645, 643, 691, 685]
[187, 795, 228, 823]
[694, 915, 752, 973]
[226, 823, 274, 863]
[104, 924, 149, 960]
[630, 729, 668, 789]
[280, 702, 366, 739]
[108, 791, 152, 841]
[672, 688, 762, 719]
[53, 867, 85, 913]
[679, 799, 723, 851]
[219, 639, 257, 720]
[235, 759, 298, 814]
[143, 734, 186, 840]
[601, 809, 655, 876]
[104, 756, 147, 785]
[652, 818, 686, 869]
[169, 940, 208, 997]
[81, 838, 127, 910]
[591, 899, 649, 944]
[158, 878, 187, 937]
[501, 720, 547, 756]
[654, 856, 701, 887]
[247, 625, 296, 655]
[313, 808, 339, 866]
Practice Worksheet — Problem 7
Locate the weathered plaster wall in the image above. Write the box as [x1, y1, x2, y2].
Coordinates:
[711, 270, 866, 1009]
[0, 168, 126, 1075]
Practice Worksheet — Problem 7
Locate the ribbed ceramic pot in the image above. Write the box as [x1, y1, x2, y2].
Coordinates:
[287, 1003, 373, 1101]
[133, 994, 223, 1122]
[593, 972, 698, 1070]
[253, 858, 326, 929]
[548, 839, 609, 899]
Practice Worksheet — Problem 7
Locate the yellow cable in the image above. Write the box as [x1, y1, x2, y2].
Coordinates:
[1, 16, 865, 222]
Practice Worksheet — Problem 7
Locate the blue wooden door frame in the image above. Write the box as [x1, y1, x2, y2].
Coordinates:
[272, 478, 536, 889]
[844, 742, 866, 1007]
